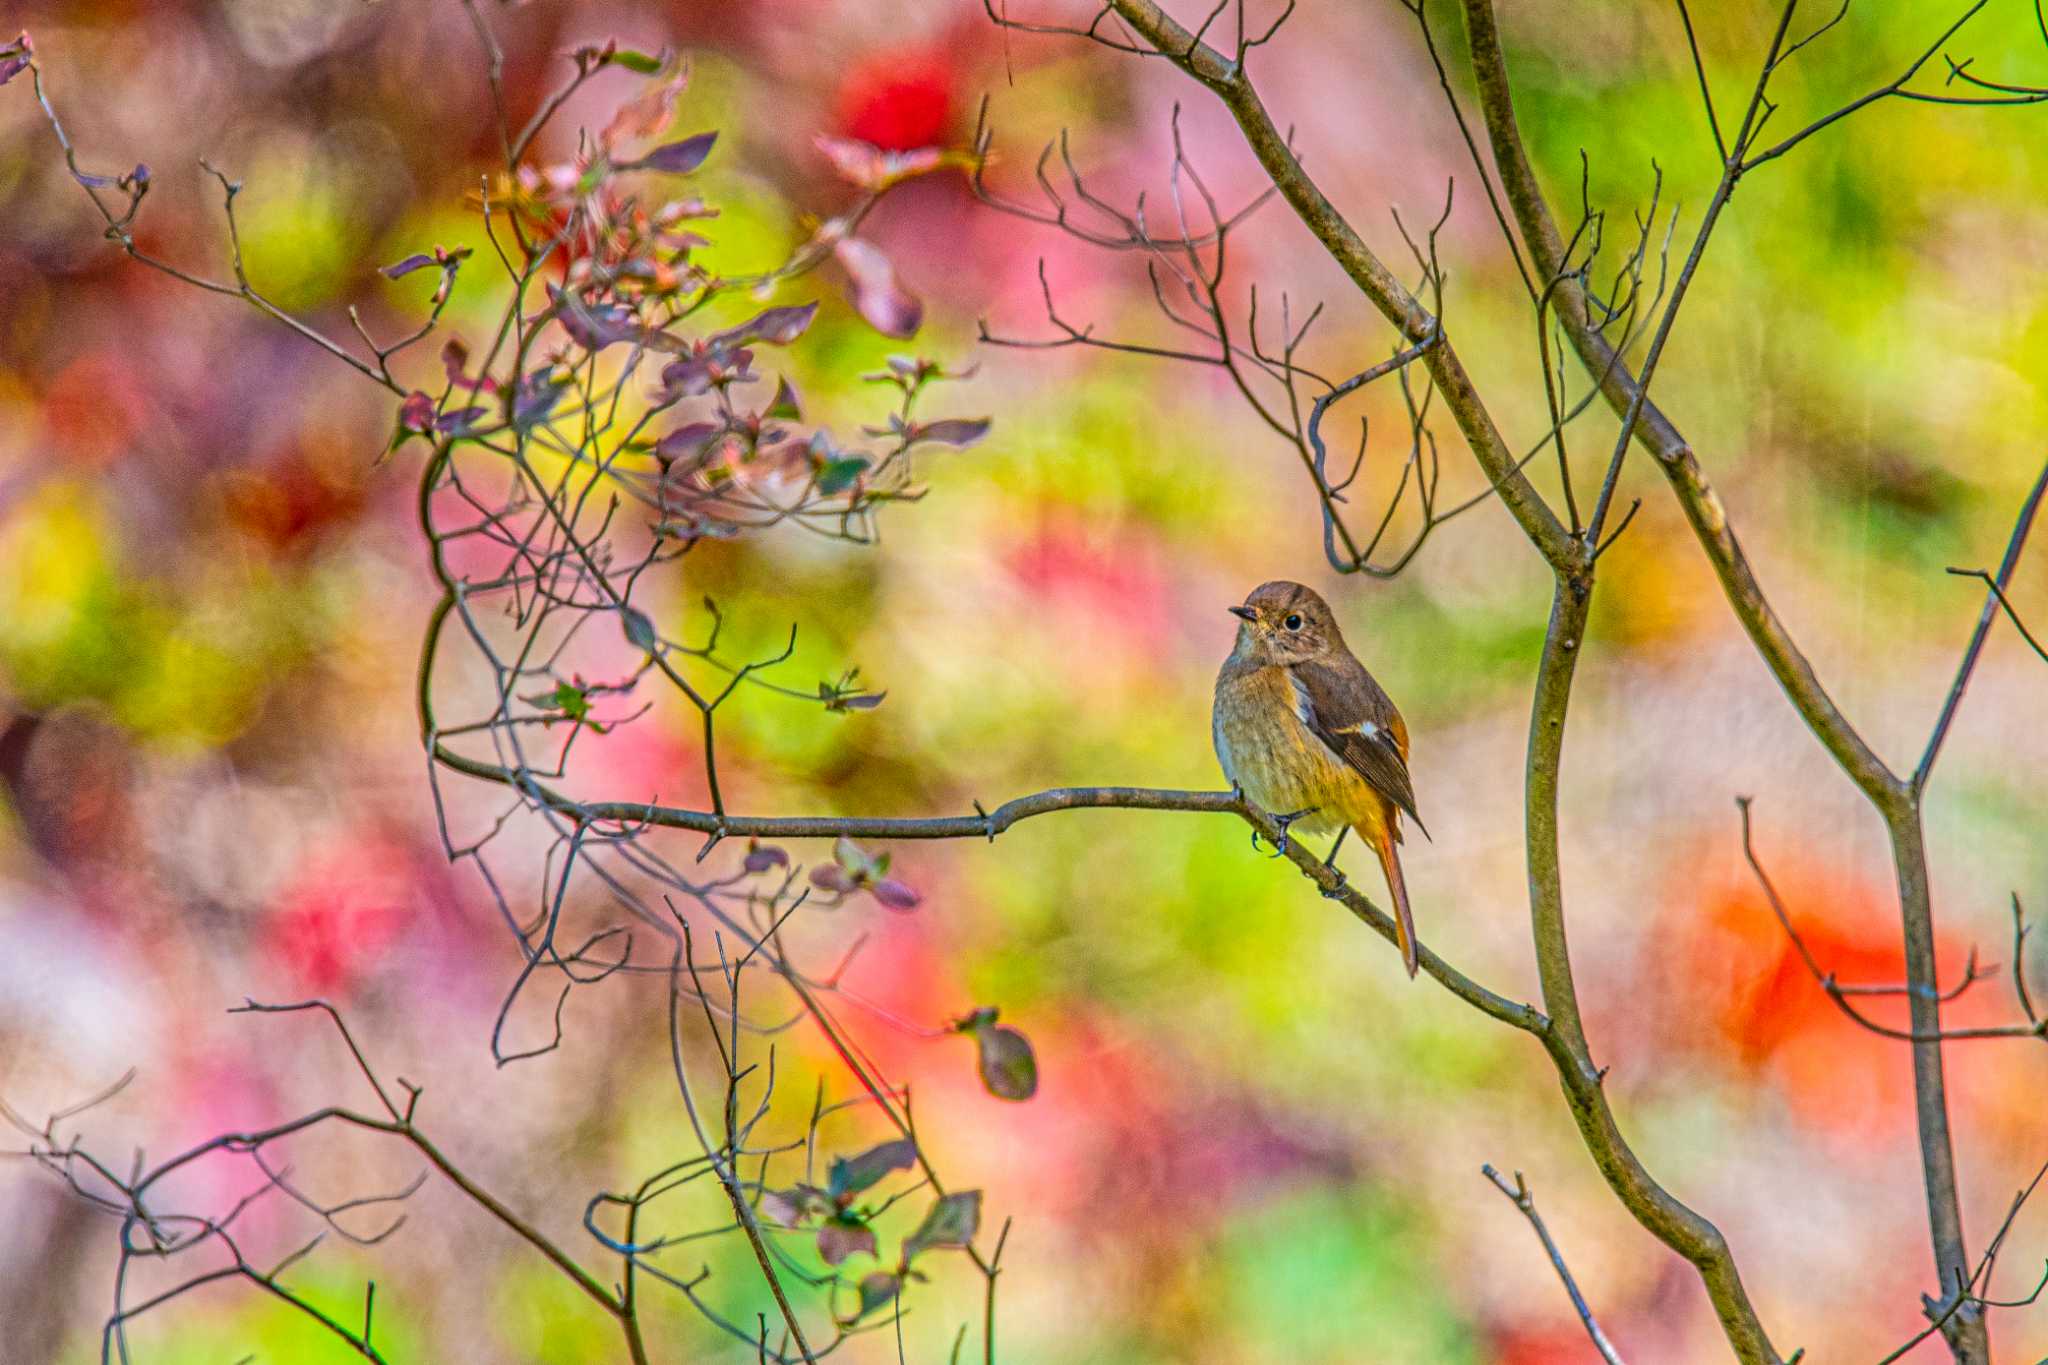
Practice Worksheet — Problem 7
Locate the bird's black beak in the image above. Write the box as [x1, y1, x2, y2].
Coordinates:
[1228, 605, 1257, 622]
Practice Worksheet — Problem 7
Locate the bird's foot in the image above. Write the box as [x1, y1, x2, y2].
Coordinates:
[1266, 806, 1318, 858]
[1320, 869, 1351, 901]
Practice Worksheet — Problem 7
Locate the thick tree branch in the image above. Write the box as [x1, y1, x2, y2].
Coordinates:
[1522, 582, 1782, 1364]
[1455, 6, 2018, 1358]
[1456, 0, 1896, 808]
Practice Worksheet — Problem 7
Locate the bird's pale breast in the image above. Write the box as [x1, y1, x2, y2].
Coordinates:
[1213, 664, 1384, 838]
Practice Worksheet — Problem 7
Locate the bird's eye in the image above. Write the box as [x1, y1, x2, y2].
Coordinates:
[1283, 613, 1303, 631]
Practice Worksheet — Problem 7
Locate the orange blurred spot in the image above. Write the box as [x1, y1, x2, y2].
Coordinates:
[1658, 842, 1978, 1143]
[216, 442, 366, 555]
[42, 353, 148, 469]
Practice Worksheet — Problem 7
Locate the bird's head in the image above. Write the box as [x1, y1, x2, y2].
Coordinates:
[1228, 580, 1343, 666]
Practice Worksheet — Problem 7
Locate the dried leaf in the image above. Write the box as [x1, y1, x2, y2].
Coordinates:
[810, 864, 857, 894]
[710, 301, 819, 350]
[852, 1271, 900, 1320]
[973, 1023, 1037, 1101]
[380, 253, 436, 279]
[833, 237, 922, 339]
[399, 391, 436, 433]
[910, 417, 991, 448]
[870, 877, 921, 913]
[621, 606, 659, 653]
[625, 131, 717, 175]
[511, 371, 569, 431]
[760, 1185, 823, 1227]
[826, 1138, 916, 1202]
[549, 285, 640, 352]
[903, 1190, 982, 1261]
[744, 842, 790, 874]
[816, 1218, 877, 1267]
[765, 377, 803, 421]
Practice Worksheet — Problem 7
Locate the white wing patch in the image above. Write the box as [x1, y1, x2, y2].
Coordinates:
[1288, 670, 1315, 728]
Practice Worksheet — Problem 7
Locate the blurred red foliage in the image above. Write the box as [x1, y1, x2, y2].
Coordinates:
[262, 831, 412, 996]
[834, 46, 955, 151]
[1656, 843, 1991, 1145]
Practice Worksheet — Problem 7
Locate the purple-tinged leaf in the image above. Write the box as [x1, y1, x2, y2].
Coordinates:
[435, 406, 490, 436]
[0, 33, 30, 89]
[815, 136, 956, 190]
[870, 878, 921, 914]
[760, 1185, 824, 1227]
[819, 679, 886, 713]
[834, 237, 922, 339]
[549, 285, 640, 352]
[381, 253, 437, 280]
[744, 842, 790, 874]
[439, 338, 496, 394]
[660, 355, 716, 400]
[810, 864, 857, 894]
[711, 301, 819, 350]
[400, 391, 436, 432]
[624, 131, 717, 175]
[973, 1023, 1038, 1101]
[765, 377, 802, 421]
[657, 422, 722, 463]
[826, 1139, 916, 1202]
[511, 371, 569, 431]
[903, 1191, 982, 1261]
[816, 1219, 877, 1267]
[911, 418, 991, 449]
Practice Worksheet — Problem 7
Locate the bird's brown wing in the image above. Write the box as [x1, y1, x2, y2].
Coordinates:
[1292, 655, 1427, 837]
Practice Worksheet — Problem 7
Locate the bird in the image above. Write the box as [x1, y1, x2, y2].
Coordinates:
[1212, 580, 1428, 976]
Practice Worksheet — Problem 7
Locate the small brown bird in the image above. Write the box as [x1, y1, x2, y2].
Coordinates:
[1212, 581, 1427, 976]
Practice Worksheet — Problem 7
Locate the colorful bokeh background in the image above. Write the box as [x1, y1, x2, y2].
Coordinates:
[5, 1, 2048, 1361]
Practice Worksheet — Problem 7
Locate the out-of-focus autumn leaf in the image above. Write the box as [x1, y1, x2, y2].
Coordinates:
[620, 606, 659, 653]
[833, 236, 922, 339]
[399, 391, 435, 432]
[902, 1190, 981, 1260]
[603, 68, 690, 148]
[954, 1007, 1038, 1101]
[744, 840, 790, 874]
[833, 46, 955, 151]
[908, 417, 991, 448]
[817, 1218, 877, 1266]
[826, 1139, 917, 1202]
[0, 33, 30, 89]
[621, 132, 717, 175]
[848, 1271, 900, 1321]
[710, 302, 819, 350]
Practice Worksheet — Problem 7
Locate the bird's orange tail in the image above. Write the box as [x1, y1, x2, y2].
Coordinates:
[1369, 832, 1419, 978]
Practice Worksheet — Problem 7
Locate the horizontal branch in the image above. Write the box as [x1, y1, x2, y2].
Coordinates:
[427, 741, 1546, 1032]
